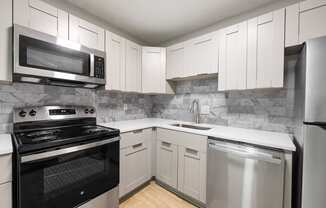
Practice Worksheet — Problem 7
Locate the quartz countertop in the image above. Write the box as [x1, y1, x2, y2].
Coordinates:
[0, 134, 13, 155]
[100, 118, 296, 152]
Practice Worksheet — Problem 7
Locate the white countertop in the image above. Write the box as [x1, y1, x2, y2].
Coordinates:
[100, 118, 296, 152]
[0, 134, 13, 155]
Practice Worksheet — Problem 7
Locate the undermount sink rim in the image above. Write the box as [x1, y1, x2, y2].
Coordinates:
[170, 123, 212, 131]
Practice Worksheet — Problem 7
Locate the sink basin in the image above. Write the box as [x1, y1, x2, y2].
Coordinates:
[170, 123, 212, 130]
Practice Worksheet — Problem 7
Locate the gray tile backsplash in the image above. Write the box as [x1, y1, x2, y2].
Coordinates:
[0, 56, 297, 134]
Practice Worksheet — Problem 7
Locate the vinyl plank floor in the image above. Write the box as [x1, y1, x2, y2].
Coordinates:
[119, 182, 196, 208]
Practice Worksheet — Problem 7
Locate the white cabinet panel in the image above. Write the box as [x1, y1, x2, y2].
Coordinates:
[0, 182, 12, 208]
[218, 22, 247, 91]
[247, 9, 285, 89]
[186, 32, 219, 76]
[178, 146, 206, 203]
[69, 15, 105, 51]
[156, 140, 178, 189]
[125, 40, 142, 92]
[0, 154, 12, 184]
[300, 0, 326, 11]
[0, 0, 12, 83]
[14, 0, 68, 39]
[142, 47, 173, 94]
[105, 32, 126, 91]
[285, 3, 299, 47]
[166, 42, 186, 79]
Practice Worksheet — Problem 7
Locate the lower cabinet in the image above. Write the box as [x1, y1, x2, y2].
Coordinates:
[0, 182, 11, 208]
[119, 129, 152, 197]
[156, 139, 178, 189]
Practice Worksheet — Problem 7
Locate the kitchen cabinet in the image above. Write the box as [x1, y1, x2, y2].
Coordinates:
[247, 9, 285, 89]
[156, 139, 178, 189]
[218, 21, 247, 91]
[120, 129, 152, 197]
[125, 40, 142, 92]
[142, 47, 174, 94]
[105, 32, 126, 91]
[69, 15, 105, 51]
[285, 1, 326, 47]
[0, 0, 12, 83]
[14, 0, 68, 39]
[186, 32, 219, 77]
[166, 42, 186, 79]
[0, 182, 12, 208]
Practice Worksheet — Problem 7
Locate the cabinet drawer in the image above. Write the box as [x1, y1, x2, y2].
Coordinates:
[157, 128, 207, 152]
[0, 154, 11, 184]
[0, 182, 11, 208]
[120, 129, 152, 149]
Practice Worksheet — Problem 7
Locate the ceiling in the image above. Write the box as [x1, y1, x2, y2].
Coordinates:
[63, 0, 283, 45]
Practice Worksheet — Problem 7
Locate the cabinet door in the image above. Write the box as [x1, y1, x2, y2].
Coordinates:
[187, 32, 219, 76]
[285, 3, 300, 47]
[0, 0, 12, 83]
[178, 146, 206, 203]
[218, 22, 247, 91]
[120, 142, 150, 197]
[247, 9, 285, 89]
[0, 182, 11, 208]
[105, 32, 126, 91]
[156, 140, 178, 189]
[69, 15, 105, 51]
[166, 42, 186, 79]
[14, 0, 68, 39]
[125, 40, 142, 92]
[142, 47, 167, 94]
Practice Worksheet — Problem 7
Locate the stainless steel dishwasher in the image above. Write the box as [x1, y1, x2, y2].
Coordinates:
[207, 138, 285, 208]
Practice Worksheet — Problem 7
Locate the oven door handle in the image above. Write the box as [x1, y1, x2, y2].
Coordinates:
[21, 137, 120, 163]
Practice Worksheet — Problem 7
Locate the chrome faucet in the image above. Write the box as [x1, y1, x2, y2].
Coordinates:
[189, 99, 200, 124]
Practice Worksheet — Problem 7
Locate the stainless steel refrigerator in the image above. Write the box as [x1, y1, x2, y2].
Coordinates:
[295, 36, 326, 208]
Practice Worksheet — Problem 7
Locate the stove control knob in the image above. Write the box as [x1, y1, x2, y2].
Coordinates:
[84, 109, 89, 114]
[19, 110, 27, 117]
[29, 110, 37, 117]
[89, 108, 95, 114]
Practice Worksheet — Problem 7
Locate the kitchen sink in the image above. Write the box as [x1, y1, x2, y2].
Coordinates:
[170, 123, 212, 130]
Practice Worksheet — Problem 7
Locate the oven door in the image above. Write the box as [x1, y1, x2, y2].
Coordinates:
[18, 138, 119, 208]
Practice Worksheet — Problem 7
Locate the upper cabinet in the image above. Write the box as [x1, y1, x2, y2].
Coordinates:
[69, 15, 105, 51]
[105, 32, 126, 91]
[14, 0, 68, 39]
[247, 9, 285, 89]
[286, 0, 326, 47]
[142, 47, 174, 94]
[0, 0, 12, 83]
[166, 42, 186, 79]
[218, 22, 247, 91]
[125, 40, 142, 93]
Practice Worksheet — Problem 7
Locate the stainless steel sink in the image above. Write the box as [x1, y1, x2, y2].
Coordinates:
[170, 123, 212, 130]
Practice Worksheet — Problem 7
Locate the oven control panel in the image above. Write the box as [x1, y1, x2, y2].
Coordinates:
[14, 106, 96, 123]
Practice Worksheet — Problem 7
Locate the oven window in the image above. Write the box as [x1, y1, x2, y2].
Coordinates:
[19, 35, 90, 76]
[20, 141, 119, 208]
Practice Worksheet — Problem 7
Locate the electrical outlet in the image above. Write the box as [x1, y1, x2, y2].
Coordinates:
[123, 104, 128, 111]
[201, 105, 210, 115]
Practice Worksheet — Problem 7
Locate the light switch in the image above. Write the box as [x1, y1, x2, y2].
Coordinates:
[201, 105, 210, 115]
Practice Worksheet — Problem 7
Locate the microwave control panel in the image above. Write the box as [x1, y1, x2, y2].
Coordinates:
[94, 56, 105, 79]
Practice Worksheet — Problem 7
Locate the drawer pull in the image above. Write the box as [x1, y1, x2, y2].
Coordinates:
[132, 143, 143, 149]
[132, 129, 143, 134]
[186, 148, 198, 155]
[162, 141, 171, 148]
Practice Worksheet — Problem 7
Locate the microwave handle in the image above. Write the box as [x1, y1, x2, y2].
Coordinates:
[90, 53, 95, 77]
[21, 136, 120, 163]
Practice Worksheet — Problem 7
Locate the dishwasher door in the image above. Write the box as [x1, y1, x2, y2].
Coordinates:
[207, 139, 285, 208]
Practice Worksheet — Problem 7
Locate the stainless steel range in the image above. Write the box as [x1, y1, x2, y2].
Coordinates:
[12, 106, 120, 208]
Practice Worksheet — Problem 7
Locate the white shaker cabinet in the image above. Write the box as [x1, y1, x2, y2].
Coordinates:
[186, 32, 219, 77]
[142, 47, 174, 94]
[0, 0, 12, 83]
[14, 0, 68, 39]
[0, 182, 12, 208]
[156, 139, 178, 189]
[125, 40, 142, 92]
[166, 42, 186, 79]
[69, 15, 105, 51]
[105, 32, 126, 91]
[218, 22, 247, 91]
[247, 9, 285, 89]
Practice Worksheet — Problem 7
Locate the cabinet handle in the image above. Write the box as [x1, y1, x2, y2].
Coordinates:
[186, 148, 198, 155]
[132, 129, 143, 134]
[162, 141, 171, 148]
[132, 143, 143, 149]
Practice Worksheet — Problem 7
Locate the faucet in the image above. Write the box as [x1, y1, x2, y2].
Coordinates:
[189, 99, 200, 124]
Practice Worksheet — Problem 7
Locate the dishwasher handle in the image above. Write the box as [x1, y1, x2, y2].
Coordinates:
[208, 142, 283, 165]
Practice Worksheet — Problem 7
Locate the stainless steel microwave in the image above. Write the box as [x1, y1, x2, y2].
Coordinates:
[13, 24, 106, 88]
